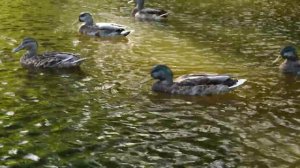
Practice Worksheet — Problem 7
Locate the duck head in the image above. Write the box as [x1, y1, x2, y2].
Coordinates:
[128, 0, 144, 10]
[79, 12, 94, 25]
[273, 46, 299, 64]
[13, 37, 38, 55]
[281, 46, 298, 61]
[151, 64, 173, 85]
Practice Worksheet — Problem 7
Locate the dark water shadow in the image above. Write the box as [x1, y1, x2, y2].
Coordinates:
[162, 0, 300, 60]
[76, 34, 130, 44]
[147, 91, 244, 106]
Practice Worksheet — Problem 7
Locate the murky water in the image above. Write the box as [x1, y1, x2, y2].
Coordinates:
[0, 0, 299, 167]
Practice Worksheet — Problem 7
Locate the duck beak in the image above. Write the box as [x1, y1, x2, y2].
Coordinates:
[151, 71, 160, 79]
[128, 0, 134, 4]
[12, 44, 24, 53]
[272, 55, 283, 64]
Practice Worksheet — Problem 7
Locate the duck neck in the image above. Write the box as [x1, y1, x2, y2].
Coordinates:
[26, 46, 38, 58]
[132, 8, 139, 16]
[136, 0, 145, 10]
[162, 77, 173, 86]
[288, 56, 299, 62]
[85, 18, 94, 26]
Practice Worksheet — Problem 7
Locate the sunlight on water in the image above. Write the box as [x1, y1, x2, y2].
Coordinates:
[0, 0, 299, 167]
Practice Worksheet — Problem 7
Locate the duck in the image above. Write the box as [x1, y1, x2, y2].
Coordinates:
[273, 46, 300, 75]
[12, 37, 85, 69]
[78, 12, 131, 37]
[150, 65, 246, 96]
[129, 0, 169, 21]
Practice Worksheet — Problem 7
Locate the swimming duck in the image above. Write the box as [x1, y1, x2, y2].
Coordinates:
[13, 38, 85, 69]
[78, 12, 131, 37]
[129, 0, 169, 21]
[150, 65, 246, 96]
[273, 46, 300, 75]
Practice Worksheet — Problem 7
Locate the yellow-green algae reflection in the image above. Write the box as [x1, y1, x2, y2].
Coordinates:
[0, 0, 299, 167]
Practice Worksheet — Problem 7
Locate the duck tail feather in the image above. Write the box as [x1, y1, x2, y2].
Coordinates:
[121, 30, 131, 36]
[72, 58, 87, 64]
[160, 13, 169, 18]
[229, 79, 247, 90]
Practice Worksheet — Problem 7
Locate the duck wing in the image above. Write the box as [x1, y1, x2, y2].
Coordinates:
[170, 74, 246, 95]
[140, 8, 168, 17]
[96, 23, 127, 30]
[92, 23, 131, 36]
[95, 23, 130, 36]
[37, 52, 85, 68]
[174, 74, 238, 87]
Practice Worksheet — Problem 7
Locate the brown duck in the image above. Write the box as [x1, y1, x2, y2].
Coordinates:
[150, 65, 246, 96]
[13, 38, 85, 69]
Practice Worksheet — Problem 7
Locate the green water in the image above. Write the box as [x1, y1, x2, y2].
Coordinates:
[0, 0, 299, 167]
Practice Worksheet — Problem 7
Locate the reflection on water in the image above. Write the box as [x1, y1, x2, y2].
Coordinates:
[0, 0, 299, 167]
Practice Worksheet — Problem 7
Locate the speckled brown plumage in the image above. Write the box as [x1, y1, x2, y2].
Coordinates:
[13, 38, 85, 69]
[152, 81, 231, 96]
[20, 52, 84, 69]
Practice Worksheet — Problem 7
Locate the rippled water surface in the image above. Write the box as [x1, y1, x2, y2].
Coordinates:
[0, 0, 299, 167]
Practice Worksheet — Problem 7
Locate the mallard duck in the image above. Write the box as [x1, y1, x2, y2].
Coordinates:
[129, 0, 168, 21]
[78, 12, 131, 37]
[150, 65, 246, 96]
[12, 38, 85, 69]
[273, 46, 300, 75]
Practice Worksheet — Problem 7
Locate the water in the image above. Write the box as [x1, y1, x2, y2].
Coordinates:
[0, 0, 299, 167]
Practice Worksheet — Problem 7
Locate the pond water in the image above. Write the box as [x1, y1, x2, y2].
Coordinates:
[0, 0, 299, 167]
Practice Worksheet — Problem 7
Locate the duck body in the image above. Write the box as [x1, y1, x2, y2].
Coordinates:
[279, 60, 300, 74]
[79, 23, 130, 37]
[20, 52, 84, 69]
[13, 38, 85, 69]
[130, 0, 168, 21]
[79, 12, 131, 37]
[151, 65, 246, 96]
[273, 46, 300, 75]
[132, 7, 168, 21]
